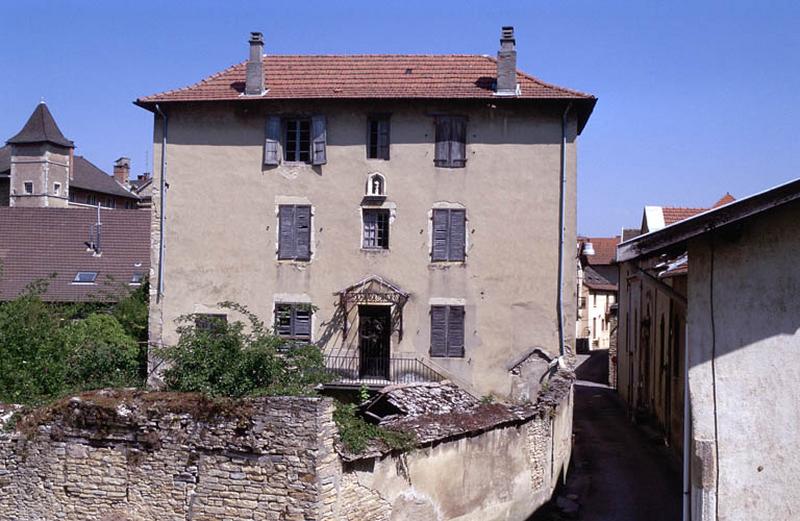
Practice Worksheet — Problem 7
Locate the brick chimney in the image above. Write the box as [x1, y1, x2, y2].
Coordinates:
[245, 32, 265, 95]
[495, 26, 518, 96]
[113, 157, 130, 185]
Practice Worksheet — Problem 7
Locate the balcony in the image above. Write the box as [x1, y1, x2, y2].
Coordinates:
[324, 355, 447, 388]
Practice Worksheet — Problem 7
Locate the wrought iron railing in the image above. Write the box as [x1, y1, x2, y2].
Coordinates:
[324, 355, 447, 386]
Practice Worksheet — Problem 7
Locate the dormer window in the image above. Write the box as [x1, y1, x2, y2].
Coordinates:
[73, 272, 98, 284]
[130, 272, 145, 286]
[366, 172, 386, 198]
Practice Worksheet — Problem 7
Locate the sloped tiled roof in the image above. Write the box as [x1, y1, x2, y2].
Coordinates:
[712, 193, 735, 208]
[662, 207, 706, 226]
[583, 265, 617, 291]
[579, 236, 620, 265]
[136, 55, 597, 132]
[72, 156, 139, 199]
[0, 208, 150, 302]
[6, 103, 74, 148]
[0, 145, 9, 174]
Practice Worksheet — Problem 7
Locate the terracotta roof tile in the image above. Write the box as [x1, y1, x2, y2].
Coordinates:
[661, 207, 706, 226]
[579, 236, 620, 265]
[0, 208, 150, 302]
[138, 55, 594, 104]
[712, 193, 735, 208]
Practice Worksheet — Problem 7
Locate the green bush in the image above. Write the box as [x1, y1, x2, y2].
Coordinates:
[0, 281, 147, 405]
[60, 314, 140, 390]
[333, 401, 416, 454]
[158, 302, 330, 398]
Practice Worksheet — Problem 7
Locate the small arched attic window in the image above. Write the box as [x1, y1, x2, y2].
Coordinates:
[366, 172, 386, 198]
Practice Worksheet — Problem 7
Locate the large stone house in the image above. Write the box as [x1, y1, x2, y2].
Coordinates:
[138, 28, 596, 398]
[616, 178, 800, 520]
[0, 103, 140, 209]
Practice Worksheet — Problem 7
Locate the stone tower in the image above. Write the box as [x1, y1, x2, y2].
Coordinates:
[7, 102, 74, 207]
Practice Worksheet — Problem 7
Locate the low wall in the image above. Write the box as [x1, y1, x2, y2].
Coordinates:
[0, 379, 573, 521]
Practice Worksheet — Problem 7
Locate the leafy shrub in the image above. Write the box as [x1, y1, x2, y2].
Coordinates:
[158, 302, 330, 398]
[333, 401, 416, 454]
[60, 314, 140, 390]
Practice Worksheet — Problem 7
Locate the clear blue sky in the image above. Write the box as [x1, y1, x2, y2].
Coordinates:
[1, 1, 798, 236]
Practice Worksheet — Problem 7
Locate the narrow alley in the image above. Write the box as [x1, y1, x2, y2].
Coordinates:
[530, 351, 682, 520]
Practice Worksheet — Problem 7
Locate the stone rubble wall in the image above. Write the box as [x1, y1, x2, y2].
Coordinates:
[0, 395, 334, 521]
[0, 379, 573, 521]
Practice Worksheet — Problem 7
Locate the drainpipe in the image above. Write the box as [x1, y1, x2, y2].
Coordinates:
[154, 104, 168, 303]
[557, 102, 573, 356]
[682, 320, 690, 520]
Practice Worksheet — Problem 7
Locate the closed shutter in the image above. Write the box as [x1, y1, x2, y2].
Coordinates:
[430, 306, 448, 357]
[294, 307, 312, 340]
[278, 206, 296, 259]
[434, 117, 451, 166]
[450, 117, 467, 167]
[377, 118, 390, 160]
[448, 209, 466, 261]
[295, 205, 312, 260]
[311, 115, 327, 165]
[446, 306, 465, 357]
[275, 305, 293, 336]
[264, 116, 281, 165]
[431, 209, 449, 261]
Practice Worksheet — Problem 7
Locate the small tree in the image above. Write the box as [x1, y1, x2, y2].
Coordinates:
[158, 302, 330, 397]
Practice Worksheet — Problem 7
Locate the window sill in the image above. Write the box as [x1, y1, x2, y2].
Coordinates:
[361, 247, 390, 253]
[429, 260, 466, 268]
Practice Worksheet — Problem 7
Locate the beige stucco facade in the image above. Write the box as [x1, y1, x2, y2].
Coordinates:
[147, 99, 579, 398]
[8, 143, 71, 208]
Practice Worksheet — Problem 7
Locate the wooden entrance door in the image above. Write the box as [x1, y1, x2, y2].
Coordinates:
[359, 305, 391, 380]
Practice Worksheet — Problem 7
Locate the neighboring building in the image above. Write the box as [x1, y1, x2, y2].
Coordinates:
[575, 236, 619, 352]
[129, 172, 153, 208]
[617, 178, 800, 520]
[137, 28, 596, 398]
[0, 207, 150, 302]
[0, 102, 140, 209]
[639, 193, 735, 234]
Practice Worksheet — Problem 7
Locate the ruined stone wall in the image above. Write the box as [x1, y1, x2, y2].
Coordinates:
[327, 385, 574, 521]
[0, 394, 335, 521]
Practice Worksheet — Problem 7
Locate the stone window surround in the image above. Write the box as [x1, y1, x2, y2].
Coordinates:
[272, 293, 314, 342]
[427, 201, 469, 264]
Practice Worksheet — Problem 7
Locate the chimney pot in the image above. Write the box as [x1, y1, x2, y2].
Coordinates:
[495, 26, 518, 96]
[113, 157, 130, 185]
[245, 31, 265, 96]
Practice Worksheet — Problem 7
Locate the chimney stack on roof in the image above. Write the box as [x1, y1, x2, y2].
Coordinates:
[113, 157, 130, 185]
[495, 26, 518, 96]
[245, 32, 265, 96]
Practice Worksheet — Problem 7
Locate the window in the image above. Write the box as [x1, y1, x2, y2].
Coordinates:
[53, 183, 61, 196]
[87, 194, 97, 206]
[195, 314, 227, 334]
[430, 305, 465, 357]
[284, 119, 311, 162]
[434, 116, 467, 168]
[275, 303, 312, 341]
[278, 205, 312, 260]
[367, 116, 390, 160]
[24, 182, 33, 194]
[73, 272, 98, 284]
[130, 272, 145, 286]
[125, 200, 136, 209]
[431, 208, 466, 262]
[363, 209, 390, 249]
[69, 192, 76, 202]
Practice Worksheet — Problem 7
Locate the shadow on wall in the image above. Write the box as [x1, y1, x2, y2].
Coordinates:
[575, 349, 609, 385]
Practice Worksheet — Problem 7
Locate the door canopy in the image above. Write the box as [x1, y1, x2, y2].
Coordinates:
[336, 275, 410, 339]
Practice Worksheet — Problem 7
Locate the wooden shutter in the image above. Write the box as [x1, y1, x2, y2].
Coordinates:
[264, 116, 281, 166]
[377, 118, 390, 160]
[294, 306, 312, 340]
[430, 306, 448, 357]
[311, 115, 327, 165]
[446, 306, 465, 357]
[450, 117, 466, 167]
[295, 205, 312, 260]
[431, 209, 449, 261]
[275, 305, 293, 336]
[434, 117, 451, 166]
[448, 209, 466, 261]
[278, 205, 296, 259]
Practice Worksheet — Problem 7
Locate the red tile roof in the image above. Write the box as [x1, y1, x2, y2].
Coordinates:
[712, 193, 735, 208]
[136, 55, 597, 131]
[0, 208, 150, 302]
[661, 207, 706, 226]
[578, 236, 620, 265]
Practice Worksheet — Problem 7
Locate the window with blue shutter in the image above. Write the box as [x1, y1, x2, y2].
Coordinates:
[275, 303, 312, 341]
[431, 208, 466, 262]
[434, 116, 467, 168]
[278, 205, 312, 260]
[264, 116, 281, 165]
[430, 305, 465, 357]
